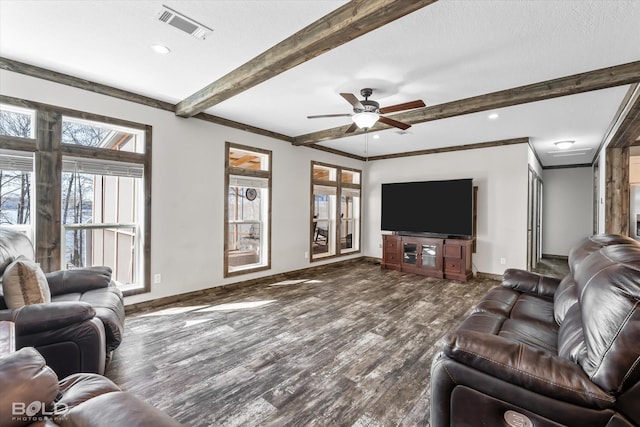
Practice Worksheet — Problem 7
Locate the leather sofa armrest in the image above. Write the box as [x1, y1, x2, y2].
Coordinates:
[440, 330, 614, 408]
[502, 268, 561, 297]
[46, 267, 112, 296]
[0, 347, 60, 427]
[62, 391, 183, 426]
[9, 302, 96, 335]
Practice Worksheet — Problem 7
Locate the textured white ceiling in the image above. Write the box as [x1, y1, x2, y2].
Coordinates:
[1, 0, 639, 166]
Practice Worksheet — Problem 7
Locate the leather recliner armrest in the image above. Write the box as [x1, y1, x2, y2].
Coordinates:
[440, 330, 615, 409]
[62, 391, 184, 426]
[502, 268, 561, 297]
[4, 302, 96, 335]
[46, 267, 113, 296]
[0, 347, 60, 427]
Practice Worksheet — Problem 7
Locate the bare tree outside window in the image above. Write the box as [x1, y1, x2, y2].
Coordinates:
[61, 121, 106, 267]
[0, 108, 33, 225]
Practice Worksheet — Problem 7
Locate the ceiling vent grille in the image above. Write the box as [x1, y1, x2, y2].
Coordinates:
[156, 5, 212, 40]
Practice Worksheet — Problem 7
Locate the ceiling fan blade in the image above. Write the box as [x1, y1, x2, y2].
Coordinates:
[340, 93, 364, 110]
[379, 100, 426, 114]
[307, 113, 353, 119]
[378, 115, 411, 130]
[345, 122, 359, 133]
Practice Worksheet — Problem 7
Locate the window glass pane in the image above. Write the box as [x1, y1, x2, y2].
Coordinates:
[0, 168, 32, 226]
[229, 147, 269, 172]
[62, 170, 141, 287]
[313, 183, 336, 259]
[313, 164, 337, 182]
[341, 170, 360, 185]
[62, 117, 144, 153]
[228, 185, 265, 270]
[313, 187, 336, 220]
[313, 220, 332, 257]
[0, 104, 34, 139]
[341, 190, 360, 253]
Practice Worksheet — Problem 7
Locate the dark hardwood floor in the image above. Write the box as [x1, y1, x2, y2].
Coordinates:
[106, 260, 500, 426]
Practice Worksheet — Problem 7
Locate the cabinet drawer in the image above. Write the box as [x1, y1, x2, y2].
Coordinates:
[444, 244, 461, 259]
[385, 238, 400, 251]
[444, 259, 462, 273]
[386, 252, 401, 263]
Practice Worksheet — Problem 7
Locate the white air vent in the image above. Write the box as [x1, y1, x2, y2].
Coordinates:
[156, 5, 212, 40]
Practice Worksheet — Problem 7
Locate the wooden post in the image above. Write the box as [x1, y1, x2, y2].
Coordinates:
[35, 110, 62, 271]
[605, 146, 629, 235]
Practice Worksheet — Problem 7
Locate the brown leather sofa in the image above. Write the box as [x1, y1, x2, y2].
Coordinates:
[0, 229, 125, 378]
[431, 234, 640, 426]
[0, 347, 182, 427]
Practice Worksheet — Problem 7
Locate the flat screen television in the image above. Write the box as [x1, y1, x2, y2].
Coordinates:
[381, 178, 473, 237]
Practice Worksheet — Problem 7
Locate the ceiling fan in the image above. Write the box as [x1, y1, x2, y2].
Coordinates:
[307, 88, 425, 133]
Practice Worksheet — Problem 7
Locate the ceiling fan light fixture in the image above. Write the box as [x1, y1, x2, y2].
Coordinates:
[352, 112, 379, 129]
[554, 140, 575, 150]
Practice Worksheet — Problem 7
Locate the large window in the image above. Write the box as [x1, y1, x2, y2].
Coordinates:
[311, 162, 361, 261]
[225, 142, 271, 276]
[61, 118, 145, 291]
[0, 97, 151, 295]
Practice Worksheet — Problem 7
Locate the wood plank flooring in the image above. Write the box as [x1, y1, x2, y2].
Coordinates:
[105, 261, 500, 426]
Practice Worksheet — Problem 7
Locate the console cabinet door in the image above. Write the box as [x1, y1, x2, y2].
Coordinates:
[401, 237, 443, 278]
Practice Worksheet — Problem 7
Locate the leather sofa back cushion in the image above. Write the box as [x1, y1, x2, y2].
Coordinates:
[0, 229, 35, 278]
[0, 347, 60, 427]
[568, 234, 637, 274]
[574, 244, 640, 394]
[2, 257, 51, 308]
[553, 276, 578, 324]
[557, 303, 587, 363]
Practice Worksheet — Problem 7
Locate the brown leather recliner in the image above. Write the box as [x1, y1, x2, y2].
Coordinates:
[0, 347, 182, 427]
[0, 228, 125, 378]
[431, 234, 640, 426]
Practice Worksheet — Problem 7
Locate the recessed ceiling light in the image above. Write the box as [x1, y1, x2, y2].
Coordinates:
[488, 113, 499, 120]
[554, 140, 575, 150]
[151, 44, 171, 54]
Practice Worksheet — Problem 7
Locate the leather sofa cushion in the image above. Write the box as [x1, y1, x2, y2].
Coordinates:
[45, 267, 112, 297]
[573, 244, 640, 393]
[52, 286, 124, 353]
[499, 318, 558, 353]
[57, 373, 121, 408]
[2, 257, 51, 308]
[557, 304, 587, 363]
[0, 229, 35, 278]
[553, 276, 578, 325]
[0, 347, 59, 427]
[568, 234, 637, 274]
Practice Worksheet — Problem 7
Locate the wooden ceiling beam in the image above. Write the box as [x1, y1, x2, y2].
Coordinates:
[293, 60, 640, 146]
[174, 0, 439, 117]
[607, 84, 640, 148]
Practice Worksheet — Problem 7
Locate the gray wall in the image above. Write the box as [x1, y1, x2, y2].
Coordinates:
[542, 167, 593, 256]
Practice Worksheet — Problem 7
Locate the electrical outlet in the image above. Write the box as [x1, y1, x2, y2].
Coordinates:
[500, 258, 506, 265]
[154, 273, 162, 284]
[304, 251, 309, 259]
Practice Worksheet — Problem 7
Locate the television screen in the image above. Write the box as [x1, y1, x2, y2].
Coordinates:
[381, 179, 473, 237]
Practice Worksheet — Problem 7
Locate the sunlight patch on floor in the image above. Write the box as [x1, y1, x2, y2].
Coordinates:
[184, 319, 214, 327]
[139, 305, 210, 317]
[269, 279, 324, 286]
[194, 300, 277, 312]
